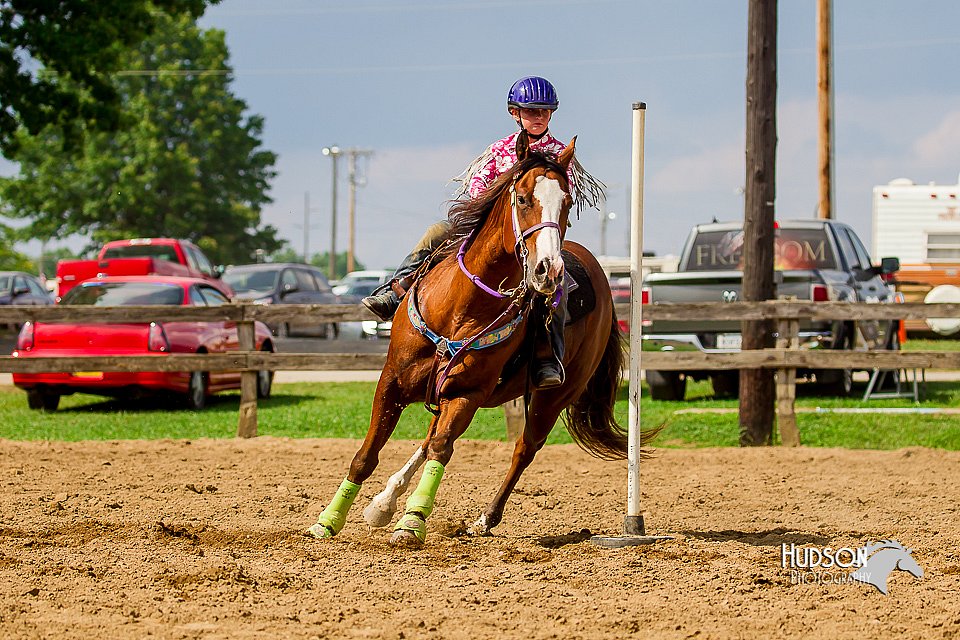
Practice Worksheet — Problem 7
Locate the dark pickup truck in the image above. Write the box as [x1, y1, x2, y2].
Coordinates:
[641, 219, 901, 400]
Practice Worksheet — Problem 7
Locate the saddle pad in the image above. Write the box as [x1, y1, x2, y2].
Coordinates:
[561, 249, 596, 325]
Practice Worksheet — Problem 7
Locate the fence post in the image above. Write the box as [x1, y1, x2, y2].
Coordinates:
[236, 320, 258, 438]
[775, 315, 800, 446]
[503, 398, 525, 441]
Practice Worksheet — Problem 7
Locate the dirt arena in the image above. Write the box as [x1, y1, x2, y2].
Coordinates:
[1, 436, 957, 639]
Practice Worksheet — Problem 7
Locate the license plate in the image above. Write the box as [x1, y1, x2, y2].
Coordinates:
[716, 334, 742, 350]
[72, 371, 104, 379]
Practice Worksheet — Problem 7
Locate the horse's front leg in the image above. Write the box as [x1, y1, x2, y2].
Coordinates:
[361, 436, 429, 528]
[469, 393, 567, 536]
[306, 373, 409, 539]
[390, 394, 482, 546]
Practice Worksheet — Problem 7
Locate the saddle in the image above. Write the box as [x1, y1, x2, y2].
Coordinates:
[498, 249, 597, 384]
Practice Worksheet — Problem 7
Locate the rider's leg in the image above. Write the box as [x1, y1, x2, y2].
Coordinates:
[362, 220, 452, 321]
[533, 291, 567, 389]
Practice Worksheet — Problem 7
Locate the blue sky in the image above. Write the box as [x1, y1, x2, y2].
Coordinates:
[13, 1, 960, 268]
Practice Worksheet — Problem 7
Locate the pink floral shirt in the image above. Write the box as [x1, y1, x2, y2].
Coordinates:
[467, 131, 570, 198]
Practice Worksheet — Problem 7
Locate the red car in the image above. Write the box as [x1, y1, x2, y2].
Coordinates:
[13, 276, 275, 411]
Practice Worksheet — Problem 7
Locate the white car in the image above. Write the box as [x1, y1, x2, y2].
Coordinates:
[331, 269, 393, 296]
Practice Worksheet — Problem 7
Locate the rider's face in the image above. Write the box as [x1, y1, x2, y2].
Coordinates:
[513, 107, 552, 136]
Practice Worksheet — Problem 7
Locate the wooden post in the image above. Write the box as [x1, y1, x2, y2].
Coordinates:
[503, 398, 525, 441]
[236, 320, 258, 438]
[817, 0, 834, 220]
[739, 0, 778, 447]
[775, 317, 801, 446]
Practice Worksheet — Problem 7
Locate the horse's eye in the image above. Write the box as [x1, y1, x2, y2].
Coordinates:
[516, 195, 527, 206]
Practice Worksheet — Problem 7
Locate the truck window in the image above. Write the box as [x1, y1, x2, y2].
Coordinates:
[834, 228, 861, 270]
[295, 269, 318, 292]
[686, 228, 838, 271]
[102, 244, 180, 263]
[186, 245, 215, 277]
[281, 269, 298, 291]
[846, 228, 875, 270]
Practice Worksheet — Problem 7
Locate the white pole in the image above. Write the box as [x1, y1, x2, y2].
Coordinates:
[626, 102, 646, 535]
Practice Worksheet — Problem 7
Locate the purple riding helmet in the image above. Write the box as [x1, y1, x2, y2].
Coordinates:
[506, 76, 559, 111]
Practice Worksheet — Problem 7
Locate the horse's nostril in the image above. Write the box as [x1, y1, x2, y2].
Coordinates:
[535, 262, 548, 277]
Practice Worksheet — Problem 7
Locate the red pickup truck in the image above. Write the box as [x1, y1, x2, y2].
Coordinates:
[55, 238, 233, 300]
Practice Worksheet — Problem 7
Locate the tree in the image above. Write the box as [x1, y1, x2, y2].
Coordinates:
[0, 11, 283, 265]
[0, 225, 34, 271]
[0, 0, 213, 156]
[310, 252, 365, 281]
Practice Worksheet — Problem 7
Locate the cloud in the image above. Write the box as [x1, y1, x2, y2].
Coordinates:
[912, 110, 960, 168]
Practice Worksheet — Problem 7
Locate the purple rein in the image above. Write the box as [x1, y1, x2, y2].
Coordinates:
[457, 221, 562, 299]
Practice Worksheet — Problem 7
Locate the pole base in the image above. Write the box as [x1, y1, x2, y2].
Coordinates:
[590, 515, 672, 548]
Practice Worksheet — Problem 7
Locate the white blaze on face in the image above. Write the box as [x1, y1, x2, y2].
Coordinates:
[532, 175, 565, 279]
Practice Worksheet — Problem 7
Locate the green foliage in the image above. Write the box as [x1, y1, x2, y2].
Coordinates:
[0, 225, 35, 271]
[0, 0, 213, 156]
[309, 252, 365, 280]
[0, 10, 281, 265]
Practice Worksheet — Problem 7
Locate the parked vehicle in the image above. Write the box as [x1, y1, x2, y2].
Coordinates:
[331, 269, 393, 296]
[12, 276, 274, 411]
[1, 272, 54, 330]
[642, 219, 901, 400]
[336, 280, 392, 339]
[55, 238, 231, 300]
[873, 174, 960, 335]
[222, 262, 343, 338]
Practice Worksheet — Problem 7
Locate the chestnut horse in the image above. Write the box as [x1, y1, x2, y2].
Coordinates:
[307, 137, 656, 546]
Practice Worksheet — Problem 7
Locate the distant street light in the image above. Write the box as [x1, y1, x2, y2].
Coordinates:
[321, 145, 342, 279]
[600, 210, 616, 256]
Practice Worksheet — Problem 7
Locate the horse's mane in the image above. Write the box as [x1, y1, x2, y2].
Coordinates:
[438, 152, 567, 259]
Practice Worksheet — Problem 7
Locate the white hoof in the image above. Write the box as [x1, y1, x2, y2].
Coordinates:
[363, 497, 397, 528]
[467, 515, 491, 537]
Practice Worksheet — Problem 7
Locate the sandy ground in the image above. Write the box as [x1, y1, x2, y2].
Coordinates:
[1, 436, 958, 640]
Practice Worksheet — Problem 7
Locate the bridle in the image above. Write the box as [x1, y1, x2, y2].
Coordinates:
[411, 167, 569, 414]
[457, 171, 563, 299]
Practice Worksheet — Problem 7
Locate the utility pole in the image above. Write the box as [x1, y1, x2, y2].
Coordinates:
[322, 145, 342, 280]
[817, 0, 835, 219]
[739, 0, 778, 447]
[346, 148, 374, 273]
[303, 192, 311, 263]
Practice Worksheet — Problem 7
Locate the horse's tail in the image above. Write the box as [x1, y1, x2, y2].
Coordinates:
[563, 307, 660, 460]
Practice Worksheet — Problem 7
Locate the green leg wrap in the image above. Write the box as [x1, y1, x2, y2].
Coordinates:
[307, 478, 361, 539]
[394, 461, 445, 542]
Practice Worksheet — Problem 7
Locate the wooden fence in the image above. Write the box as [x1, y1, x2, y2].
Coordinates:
[3, 301, 960, 442]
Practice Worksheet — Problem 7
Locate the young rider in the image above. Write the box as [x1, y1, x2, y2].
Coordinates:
[362, 76, 575, 388]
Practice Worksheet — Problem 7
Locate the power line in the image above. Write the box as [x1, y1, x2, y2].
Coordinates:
[114, 37, 960, 78]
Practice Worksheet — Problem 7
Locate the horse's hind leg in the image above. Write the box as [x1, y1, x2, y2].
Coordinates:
[468, 395, 567, 536]
[306, 375, 408, 539]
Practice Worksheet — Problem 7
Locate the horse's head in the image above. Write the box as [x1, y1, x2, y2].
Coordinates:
[509, 135, 577, 295]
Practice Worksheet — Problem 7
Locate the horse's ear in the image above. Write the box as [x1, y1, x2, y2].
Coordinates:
[558, 136, 577, 170]
[515, 129, 530, 162]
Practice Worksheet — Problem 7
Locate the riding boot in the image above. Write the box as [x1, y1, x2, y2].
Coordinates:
[361, 248, 433, 321]
[533, 291, 567, 389]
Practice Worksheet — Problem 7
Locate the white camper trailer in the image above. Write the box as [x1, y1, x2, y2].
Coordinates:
[872, 174, 960, 334]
